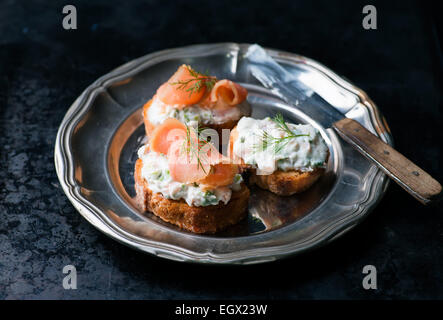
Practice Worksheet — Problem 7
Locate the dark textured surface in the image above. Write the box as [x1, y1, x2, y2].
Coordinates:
[0, 0, 442, 299]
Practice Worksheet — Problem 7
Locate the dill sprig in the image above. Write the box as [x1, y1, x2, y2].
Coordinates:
[254, 113, 310, 153]
[180, 124, 211, 174]
[170, 66, 217, 97]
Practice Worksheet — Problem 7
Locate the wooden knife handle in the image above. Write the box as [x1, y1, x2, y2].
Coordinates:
[333, 118, 442, 205]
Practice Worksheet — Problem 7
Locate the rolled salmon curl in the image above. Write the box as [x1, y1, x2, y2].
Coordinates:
[210, 79, 248, 106]
[156, 64, 208, 106]
[149, 118, 187, 155]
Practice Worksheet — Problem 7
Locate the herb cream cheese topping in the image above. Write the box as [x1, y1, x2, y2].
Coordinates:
[147, 96, 251, 127]
[137, 146, 243, 207]
[233, 116, 328, 175]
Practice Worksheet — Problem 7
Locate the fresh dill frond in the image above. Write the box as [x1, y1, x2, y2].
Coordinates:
[170, 65, 217, 97]
[180, 123, 211, 174]
[254, 113, 310, 153]
[272, 113, 297, 137]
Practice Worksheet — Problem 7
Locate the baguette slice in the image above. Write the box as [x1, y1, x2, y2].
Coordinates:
[229, 126, 327, 196]
[134, 159, 250, 234]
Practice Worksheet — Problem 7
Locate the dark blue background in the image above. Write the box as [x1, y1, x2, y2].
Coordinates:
[0, 0, 442, 299]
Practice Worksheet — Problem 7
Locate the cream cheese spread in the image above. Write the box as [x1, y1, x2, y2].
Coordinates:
[232, 117, 328, 175]
[147, 96, 251, 127]
[137, 145, 243, 207]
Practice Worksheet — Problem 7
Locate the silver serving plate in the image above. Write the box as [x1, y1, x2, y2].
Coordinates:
[55, 43, 392, 264]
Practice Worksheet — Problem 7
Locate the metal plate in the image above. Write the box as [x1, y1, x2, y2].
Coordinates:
[55, 43, 392, 264]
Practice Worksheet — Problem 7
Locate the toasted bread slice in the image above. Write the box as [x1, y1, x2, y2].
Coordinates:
[134, 159, 250, 234]
[249, 167, 325, 196]
[229, 125, 327, 196]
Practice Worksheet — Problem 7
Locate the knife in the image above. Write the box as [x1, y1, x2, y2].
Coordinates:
[245, 45, 442, 205]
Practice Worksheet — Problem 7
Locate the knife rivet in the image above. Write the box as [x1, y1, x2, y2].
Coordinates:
[354, 129, 360, 132]
[412, 171, 419, 176]
[384, 150, 390, 155]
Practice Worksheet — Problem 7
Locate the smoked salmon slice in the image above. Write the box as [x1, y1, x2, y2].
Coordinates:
[167, 139, 211, 183]
[154, 65, 247, 109]
[156, 65, 210, 106]
[198, 163, 238, 188]
[210, 79, 248, 106]
[149, 118, 187, 155]
[148, 118, 238, 186]
[167, 135, 234, 185]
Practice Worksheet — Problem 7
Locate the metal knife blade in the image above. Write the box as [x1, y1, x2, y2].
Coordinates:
[245, 44, 345, 128]
[245, 44, 442, 205]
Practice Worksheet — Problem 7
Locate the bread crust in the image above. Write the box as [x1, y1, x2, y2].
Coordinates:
[250, 167, 325, 196]
[229, 125, 327, 196]
[134, 159, 250, 234]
